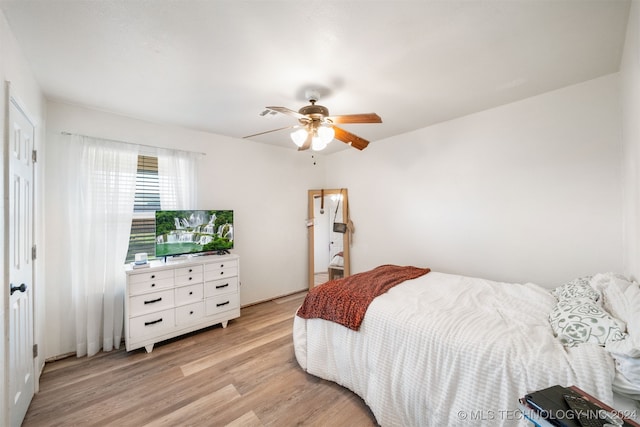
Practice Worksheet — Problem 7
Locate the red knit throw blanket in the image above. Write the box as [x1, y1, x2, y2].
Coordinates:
[297, 264, 430, 330]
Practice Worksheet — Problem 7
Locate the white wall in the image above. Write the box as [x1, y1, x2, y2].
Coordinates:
[44, 101, 325, 358]
[0, 10, 46, 426]
[622, 0, 640, 281]
[327, 74, 623, 288]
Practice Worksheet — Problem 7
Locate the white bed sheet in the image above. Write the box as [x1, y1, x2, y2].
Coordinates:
[293, 272, 616, 426]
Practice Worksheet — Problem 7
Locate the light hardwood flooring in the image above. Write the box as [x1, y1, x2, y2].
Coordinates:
[23, 292, 378, 427]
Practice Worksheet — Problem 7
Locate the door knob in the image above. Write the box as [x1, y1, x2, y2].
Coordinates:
[10, 283, 27, 295]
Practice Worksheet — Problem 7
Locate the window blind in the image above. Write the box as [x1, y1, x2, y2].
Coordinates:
[125, 155, 160, 262]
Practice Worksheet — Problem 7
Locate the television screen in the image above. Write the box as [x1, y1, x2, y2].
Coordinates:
[155, 210, 234, 258]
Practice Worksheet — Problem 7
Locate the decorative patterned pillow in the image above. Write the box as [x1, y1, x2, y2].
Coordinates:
[549, 298, 627, 347]
[551, 276, 600, 302]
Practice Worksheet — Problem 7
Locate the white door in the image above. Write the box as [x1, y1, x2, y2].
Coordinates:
[8, 94, 35, 426]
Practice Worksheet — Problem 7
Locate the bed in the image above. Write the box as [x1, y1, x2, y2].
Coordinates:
[293, 265, 640, 426]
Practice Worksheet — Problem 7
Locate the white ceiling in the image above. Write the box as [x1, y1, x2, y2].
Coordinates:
[0, 0, 631, 153]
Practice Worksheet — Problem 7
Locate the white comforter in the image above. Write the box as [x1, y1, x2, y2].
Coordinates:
[293, 272, 616, 426]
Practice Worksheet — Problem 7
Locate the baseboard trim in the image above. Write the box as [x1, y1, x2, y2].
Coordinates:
[240, 289, 307, 308]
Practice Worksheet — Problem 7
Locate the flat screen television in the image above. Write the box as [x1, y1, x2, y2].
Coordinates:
[155, 209, 234, 259]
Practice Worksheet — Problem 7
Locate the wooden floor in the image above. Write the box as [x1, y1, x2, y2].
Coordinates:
[23, 292, 378, 427]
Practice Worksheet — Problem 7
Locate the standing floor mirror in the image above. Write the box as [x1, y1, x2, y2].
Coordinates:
[308, 188, 350, 290]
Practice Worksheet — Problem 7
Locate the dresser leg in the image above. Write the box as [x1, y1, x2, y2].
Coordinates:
[221, 320, 229, 328]
[144, 344, 154, 353]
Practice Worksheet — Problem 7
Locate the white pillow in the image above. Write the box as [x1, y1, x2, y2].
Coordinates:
[612, 370, 640, 400]
[590, 272, 634, 295]
[592, 273, 640, 357]
[551, 276, 600, 302]
[611, 353, 640, 400]
[615, 279, 639, 336]
[549, 298, 627, 347]
[614, 354, 640, 384]
[606, 336, 640, 358]
[590, 272, 634, 317]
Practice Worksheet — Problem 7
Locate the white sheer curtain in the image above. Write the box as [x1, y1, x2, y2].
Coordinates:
[157, 148, 199, 209]
[64, 134, 138, 357]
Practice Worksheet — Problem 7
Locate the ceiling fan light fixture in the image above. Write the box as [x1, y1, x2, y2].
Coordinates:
[290, 128, 308, 147]
[250, 97, 381, 152]
[311, 135, 328, 151]
[317, 124, 335, 144]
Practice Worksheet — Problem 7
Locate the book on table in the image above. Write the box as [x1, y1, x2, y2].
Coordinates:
[519, 384, 639, 427]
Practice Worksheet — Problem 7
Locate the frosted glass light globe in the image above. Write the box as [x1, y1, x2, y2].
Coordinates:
[290, 128, 308, 147]
[317, 125, 335, 144]
[311, 136, 328, 151]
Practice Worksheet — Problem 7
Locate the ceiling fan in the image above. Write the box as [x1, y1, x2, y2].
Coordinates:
[244, 92, 382, 151]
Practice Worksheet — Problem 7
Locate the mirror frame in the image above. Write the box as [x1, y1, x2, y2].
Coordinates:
[308, 188, 351, 290]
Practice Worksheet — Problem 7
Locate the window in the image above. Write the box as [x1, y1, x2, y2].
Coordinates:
[125, 155, 160, 262]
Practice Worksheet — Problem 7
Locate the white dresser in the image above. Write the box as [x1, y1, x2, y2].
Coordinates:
[124, 254, 240, 353]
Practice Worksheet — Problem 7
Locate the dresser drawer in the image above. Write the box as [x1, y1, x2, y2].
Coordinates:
[128, 269, 174, 284]
[205, 259, 238, 271]
[129, 309, 175, 340]
[175, 265, 203, 277]
[129, 289, 174, 316]
[175, 283, 203, 305]
[204, 277, 238, 298]
[129, 276, 174, 295]
[204, 259, 238, 279]
[176, 302, 204, 325]
[205, 293, 240, 316]
[204, 266, 238, 281]
[175, 271, 203, 287]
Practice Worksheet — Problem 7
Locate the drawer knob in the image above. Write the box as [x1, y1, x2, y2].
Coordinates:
[151, 283, 156, 287]
[189, 268, 193, 273]
[189, 291, 193, 295]
[217, 301, 230, 307]
[144, 297, 162, 305]
[220, 271, 224, 275]
[144, 318, 162, 326]
[220, 264, 224, 268]
[189, 311, 194, 315]
[215, 283, 229, 289]
[189, 277, 193, 281]
[151, 275, 155, 279]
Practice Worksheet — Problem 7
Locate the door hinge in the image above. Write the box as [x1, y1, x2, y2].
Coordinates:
[32, 244, 37, 261]
[33, 344, 38, 358]
[32, 149, 37, 163]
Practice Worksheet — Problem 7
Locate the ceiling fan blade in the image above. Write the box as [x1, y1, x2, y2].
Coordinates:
[266, 106, 308, 121]
[327, 113, 382, 124]
[298, 132, 313, 151]
[333, 126, 370, 150]
[243, 125, 296, 139]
